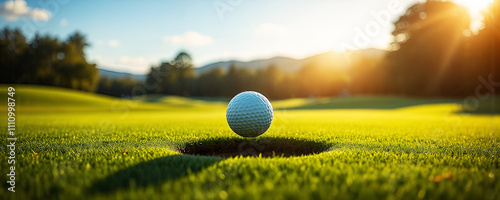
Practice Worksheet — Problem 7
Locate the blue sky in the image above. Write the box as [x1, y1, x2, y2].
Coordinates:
[0, 0, 486, 74]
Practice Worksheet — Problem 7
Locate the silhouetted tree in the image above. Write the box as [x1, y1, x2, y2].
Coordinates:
[145, 51, 196, 96]
[195, 67, 226, 96]
[257, 65, 284, 98]
[464, 1, 500, 95]
[223, 64, 257, 96]
[0, 28, 28, 83]
[0, 28, 98, 91]
[173, 52, 196, 96]
[96, 77, 141, 97]
[385, 1, 470, 96]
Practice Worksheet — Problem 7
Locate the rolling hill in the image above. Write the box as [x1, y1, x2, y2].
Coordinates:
[195, 56, 302, 75]
[195, 48, 387, 75]
[98, 68, 147, 81]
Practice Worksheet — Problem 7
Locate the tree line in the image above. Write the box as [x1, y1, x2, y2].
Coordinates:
[0, 29, 99, 92]
[143, 52, 349, 99]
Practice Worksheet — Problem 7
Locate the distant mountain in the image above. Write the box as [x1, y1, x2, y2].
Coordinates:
[346, 48, 388, 59]
[98, 68, 146, 81]
[195, 56, 302, 75]
[195, 48, 387, 75]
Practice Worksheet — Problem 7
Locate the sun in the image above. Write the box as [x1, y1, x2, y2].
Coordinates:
[455, 0, 493, 13]
[453, 0, 494, 32]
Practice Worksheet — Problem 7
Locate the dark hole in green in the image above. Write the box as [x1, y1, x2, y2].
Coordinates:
[179, 137, 330, 158]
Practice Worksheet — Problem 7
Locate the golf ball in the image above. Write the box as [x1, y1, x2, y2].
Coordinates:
[226, 91, 273, 138]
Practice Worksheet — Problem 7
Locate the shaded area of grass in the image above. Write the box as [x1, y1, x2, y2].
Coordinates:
[3, 84, 498, 114]
[275, 95, 500, 114]
[179, 137, 331, 157]
[0, 85, 164, 112]
[191, 96, 230, 103]
[89, 155, 223, 194]
[460, 96, 500, 114]
[279, 96, 461, 110]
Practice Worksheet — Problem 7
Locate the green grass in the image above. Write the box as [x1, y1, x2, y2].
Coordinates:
[276, 96, 462, 110]
[0, 85, 498, 200]
[3, 85, 224, 112]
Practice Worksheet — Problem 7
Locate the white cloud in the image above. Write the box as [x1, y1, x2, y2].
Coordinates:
[95, 39, 119, 47]
[254, 23, 287, 36]
[163, 31, 213, 46]
[92, 55, 151, 74]
[0, 0, 51, 21]
[60, 18, 68, 27]
[108, 40, 119, 47]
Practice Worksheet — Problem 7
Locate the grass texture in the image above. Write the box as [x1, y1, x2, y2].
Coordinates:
[0, 85, 498, 200]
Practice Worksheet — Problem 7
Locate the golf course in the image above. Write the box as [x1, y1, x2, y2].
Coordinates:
[0, 85, 498, 199]
[1, 0, 499, 199]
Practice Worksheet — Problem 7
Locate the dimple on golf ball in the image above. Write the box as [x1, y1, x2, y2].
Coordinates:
[226, 91, 273, 138]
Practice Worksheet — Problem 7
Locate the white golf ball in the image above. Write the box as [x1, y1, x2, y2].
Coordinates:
[226, 91, 273, 138]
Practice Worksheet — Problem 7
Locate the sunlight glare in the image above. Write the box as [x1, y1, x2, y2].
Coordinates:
[453, 0, 494, 33]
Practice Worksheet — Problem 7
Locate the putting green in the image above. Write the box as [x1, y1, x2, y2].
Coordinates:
[0, 85, 498, 199]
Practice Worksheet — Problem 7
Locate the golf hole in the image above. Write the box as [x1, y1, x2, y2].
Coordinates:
[179, 138, 330, 158]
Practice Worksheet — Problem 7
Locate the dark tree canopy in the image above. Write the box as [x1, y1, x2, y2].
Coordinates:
[0, 28, 99, 92]
[145, 51, 196, 96]
[383, 1, 478, 96]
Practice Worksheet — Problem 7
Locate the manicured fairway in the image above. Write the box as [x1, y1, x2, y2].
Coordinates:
[0, 85, 499, 200]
